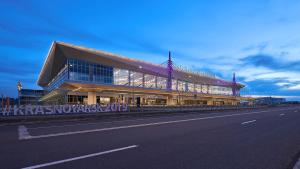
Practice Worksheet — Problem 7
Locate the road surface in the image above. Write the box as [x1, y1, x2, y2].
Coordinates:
[0, 106, 300, 169]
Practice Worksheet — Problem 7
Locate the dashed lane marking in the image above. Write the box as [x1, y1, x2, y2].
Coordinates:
[241, 120, 256, 125]
[23, 111, 270, 140]
[21, 145, 138, 169]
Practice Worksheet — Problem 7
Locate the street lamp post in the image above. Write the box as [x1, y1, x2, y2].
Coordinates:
[17, 81, 22, 106]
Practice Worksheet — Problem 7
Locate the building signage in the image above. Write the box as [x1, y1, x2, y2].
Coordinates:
[0, 103, 128, 116]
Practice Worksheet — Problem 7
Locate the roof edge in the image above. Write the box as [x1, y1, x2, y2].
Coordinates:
[37, 41, 56, 86]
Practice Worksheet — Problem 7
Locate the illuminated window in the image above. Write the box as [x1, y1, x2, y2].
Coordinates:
[178, 80, 185, 91]
[114, 68, 129, 85]
[130, 71, 143, 87]
[157, 76, 167, 89]
[187, 83, 194, 92]
[144, 74, 156, 88]
[202, 85, 208, 93]
[68, 59, 113, 84]
[209, 86, 233, 95]
[195, 84, 201, 93]
[172, 79, 177, 91]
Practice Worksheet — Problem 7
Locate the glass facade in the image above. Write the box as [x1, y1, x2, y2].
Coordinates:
[44, 58, 235, 96]
[195, 84, 202, 93]
[114, 68, 129, 86]
[177, 81, 185, 92]
[144, 74, 156, 88]
[19, 89, 44, 105]
[202, 85, 208, 93]
[45, 66, 68, 91]
[69, 59, 113, 84]
[157, 77, 167, 89]
[187, 83, 194, 92]
[172, 79, 177, 91]
[209, 85, 232, 95]
[68, 95, 87, 104]
[130, 71, 143, 87]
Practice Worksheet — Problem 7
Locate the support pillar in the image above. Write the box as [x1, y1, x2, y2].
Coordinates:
[207, 100, 214, 105]
[87, 92, 97, 105]
[167, 95, 176, 106]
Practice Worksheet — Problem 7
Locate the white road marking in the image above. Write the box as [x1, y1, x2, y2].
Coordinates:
[28, 121, 125, 130]
[241, 120, 256, 125]
[280, 113, 285, 116]
[21, 145, 138, 169]
[27, 116, 184, 130]
[18, 125, 32, 140]
[1, 107, 296, 128]
[27, 112, 224, 130]
[28, 107, 296, 129]
[24, 110, 270, 140]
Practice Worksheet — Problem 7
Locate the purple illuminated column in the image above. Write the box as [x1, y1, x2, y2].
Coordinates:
[232, 73, 237, 96]
[167, 51, 173, 91]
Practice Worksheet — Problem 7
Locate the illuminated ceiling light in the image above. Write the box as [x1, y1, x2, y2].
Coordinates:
[72, 87, 82, 92]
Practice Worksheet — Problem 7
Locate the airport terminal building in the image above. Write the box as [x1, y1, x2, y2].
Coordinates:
[38, 42, 244, 106]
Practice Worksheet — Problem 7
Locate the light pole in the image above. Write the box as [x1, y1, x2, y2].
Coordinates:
[17, 81, 22, 106]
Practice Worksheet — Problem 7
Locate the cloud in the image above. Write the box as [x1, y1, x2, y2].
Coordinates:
[169, 48, 300, 94]
[240, 54, 300, 72]
[243, 94, 300, 101]
[276, 82, 291, 87]
[242, 42, 268, 52]
[287, 84, 300, 90]
[0, 58, 40, 76]
[0, 1, 168, 56]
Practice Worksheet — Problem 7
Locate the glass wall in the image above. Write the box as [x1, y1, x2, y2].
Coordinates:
[195, 84, 202, 93]
[177, 80, 185, 91]
[157, 77, 167, 89]
[68, 59, 113, 84]
[210, 86, 232, 95]
[130, 71, 143, 87]
[187, 83, 194, 92]
[172, 79, 177, 91]
[67, 95, 87, 104]
[144, 74, 156, 88]
[202, 85, 208, 93]
[45, 65, 68, 91]
[114, 68, 129, 85]
[45, 58, 235, 97]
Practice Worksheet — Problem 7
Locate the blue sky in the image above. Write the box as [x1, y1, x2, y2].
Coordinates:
[1, 0, 300, 100]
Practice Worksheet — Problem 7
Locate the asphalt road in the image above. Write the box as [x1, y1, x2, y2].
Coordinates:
[1, 106, 300, 169]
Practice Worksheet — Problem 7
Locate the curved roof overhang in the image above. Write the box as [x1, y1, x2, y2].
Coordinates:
[37, 42, 56, 87]
[37, 41, 245, 88]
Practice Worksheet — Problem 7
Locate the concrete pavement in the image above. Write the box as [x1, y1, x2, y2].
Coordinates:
[0, 106, 300, 169]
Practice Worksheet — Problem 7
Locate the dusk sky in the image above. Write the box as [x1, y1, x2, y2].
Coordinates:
[1, 0, 300, 100]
